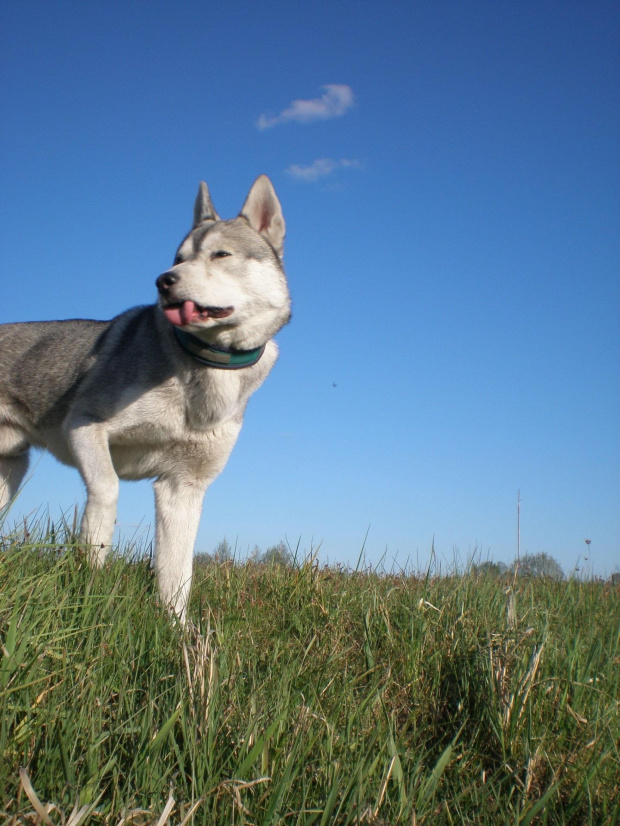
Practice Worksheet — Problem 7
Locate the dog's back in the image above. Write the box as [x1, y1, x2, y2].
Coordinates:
[0, 319, 110, 430]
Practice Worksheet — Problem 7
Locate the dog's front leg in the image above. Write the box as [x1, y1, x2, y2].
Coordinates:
[66, 421, 119, 566]
[153, 474, 208, 622]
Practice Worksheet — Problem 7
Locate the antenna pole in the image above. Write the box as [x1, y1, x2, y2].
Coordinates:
[517, 489, 521, 562]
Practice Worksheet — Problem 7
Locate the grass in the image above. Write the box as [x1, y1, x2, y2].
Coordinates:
[0, 520, 619, 824]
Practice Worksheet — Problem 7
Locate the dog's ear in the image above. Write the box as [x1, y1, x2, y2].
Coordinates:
[240, 175, 285, 259]
[193, 182, 220, 227]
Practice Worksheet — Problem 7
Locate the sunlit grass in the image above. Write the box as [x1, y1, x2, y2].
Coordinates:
[1, 519, 618, 824]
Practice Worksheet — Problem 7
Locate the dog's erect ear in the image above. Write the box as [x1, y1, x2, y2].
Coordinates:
[193, 182, 220, 227]
[239, 175, 285, 259]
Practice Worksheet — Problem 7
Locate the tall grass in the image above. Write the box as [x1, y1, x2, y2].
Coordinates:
[1, 520, 618, 824]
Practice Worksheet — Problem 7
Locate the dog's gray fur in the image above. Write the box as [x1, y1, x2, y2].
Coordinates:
[0, 175, 291, 619]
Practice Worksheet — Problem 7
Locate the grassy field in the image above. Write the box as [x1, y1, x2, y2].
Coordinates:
[1, 521, 618, 825]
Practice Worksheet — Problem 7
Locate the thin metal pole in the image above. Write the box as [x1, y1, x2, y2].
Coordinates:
[517, 489, 521, 562]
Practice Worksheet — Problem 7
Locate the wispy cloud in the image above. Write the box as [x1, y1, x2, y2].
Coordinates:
[257, 84, 354, 130]
[286, 158, 361, 183]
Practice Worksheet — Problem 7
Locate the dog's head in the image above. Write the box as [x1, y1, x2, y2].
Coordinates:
[156, 175, 291, 349]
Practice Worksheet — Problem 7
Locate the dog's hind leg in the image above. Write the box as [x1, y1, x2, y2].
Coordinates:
[66, 420, 119, 566]
[0, 425, 30, 511]
[153, 474, 208, 622]
[0, 454, 30, 511]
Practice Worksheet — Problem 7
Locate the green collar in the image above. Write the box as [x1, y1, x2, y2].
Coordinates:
[173, 326, 265, 369]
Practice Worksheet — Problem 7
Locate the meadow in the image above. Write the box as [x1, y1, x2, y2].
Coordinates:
[1, 521, 618, 825]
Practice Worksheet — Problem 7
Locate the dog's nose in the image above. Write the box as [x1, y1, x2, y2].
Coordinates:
[156, 270, 179, 294]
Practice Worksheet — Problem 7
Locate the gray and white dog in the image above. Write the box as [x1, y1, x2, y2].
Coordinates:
[0, 175, 291, 620]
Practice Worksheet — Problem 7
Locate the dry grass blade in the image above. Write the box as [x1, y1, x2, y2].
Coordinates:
[154, 794, 175, 826]
[18, 769, 54, 826]
[505, 641, 545, 728]
[374, 754, 398, 816]
[176, 798, 206, 826]
[566, 703, 588, 724]
[114, 809, 152, 826]
[65, 804, 95, 826]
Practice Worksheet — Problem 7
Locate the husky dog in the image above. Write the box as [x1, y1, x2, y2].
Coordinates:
[0, 176, 291, 620]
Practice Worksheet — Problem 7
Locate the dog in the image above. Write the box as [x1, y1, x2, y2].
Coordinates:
[0, 175, 291, 620]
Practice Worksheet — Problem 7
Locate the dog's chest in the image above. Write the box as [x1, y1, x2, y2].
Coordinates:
[183, 370, 244, 430]
[108, 370, 244, 442]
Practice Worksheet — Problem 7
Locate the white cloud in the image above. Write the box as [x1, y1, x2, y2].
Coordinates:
[257, 84, 354, 130]
[286, 158, 361, 182]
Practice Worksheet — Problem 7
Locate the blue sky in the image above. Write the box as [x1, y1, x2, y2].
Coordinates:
[1, 1, 618, 576]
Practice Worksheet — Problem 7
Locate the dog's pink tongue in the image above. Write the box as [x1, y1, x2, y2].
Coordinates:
[180, 300, 198, 325]
[163, 301, 197, 326]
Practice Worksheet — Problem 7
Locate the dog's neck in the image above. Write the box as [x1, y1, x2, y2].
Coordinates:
[173, 326, 265, 369]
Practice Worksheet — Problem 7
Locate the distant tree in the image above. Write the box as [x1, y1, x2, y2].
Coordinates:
[511, 552, 564, 580]
[213, 538, 233, 563]
[249, 544, 262, 561]
[472, 560, 508, 577]
[193, 551, 211, 570]
[260, 541, 293, 567]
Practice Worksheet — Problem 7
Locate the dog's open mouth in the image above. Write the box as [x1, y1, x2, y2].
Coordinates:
[162, 300, 234, 327]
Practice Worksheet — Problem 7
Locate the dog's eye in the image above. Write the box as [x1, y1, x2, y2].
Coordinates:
[173, 255, 184, 265]
[211, 250, 231, 259]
